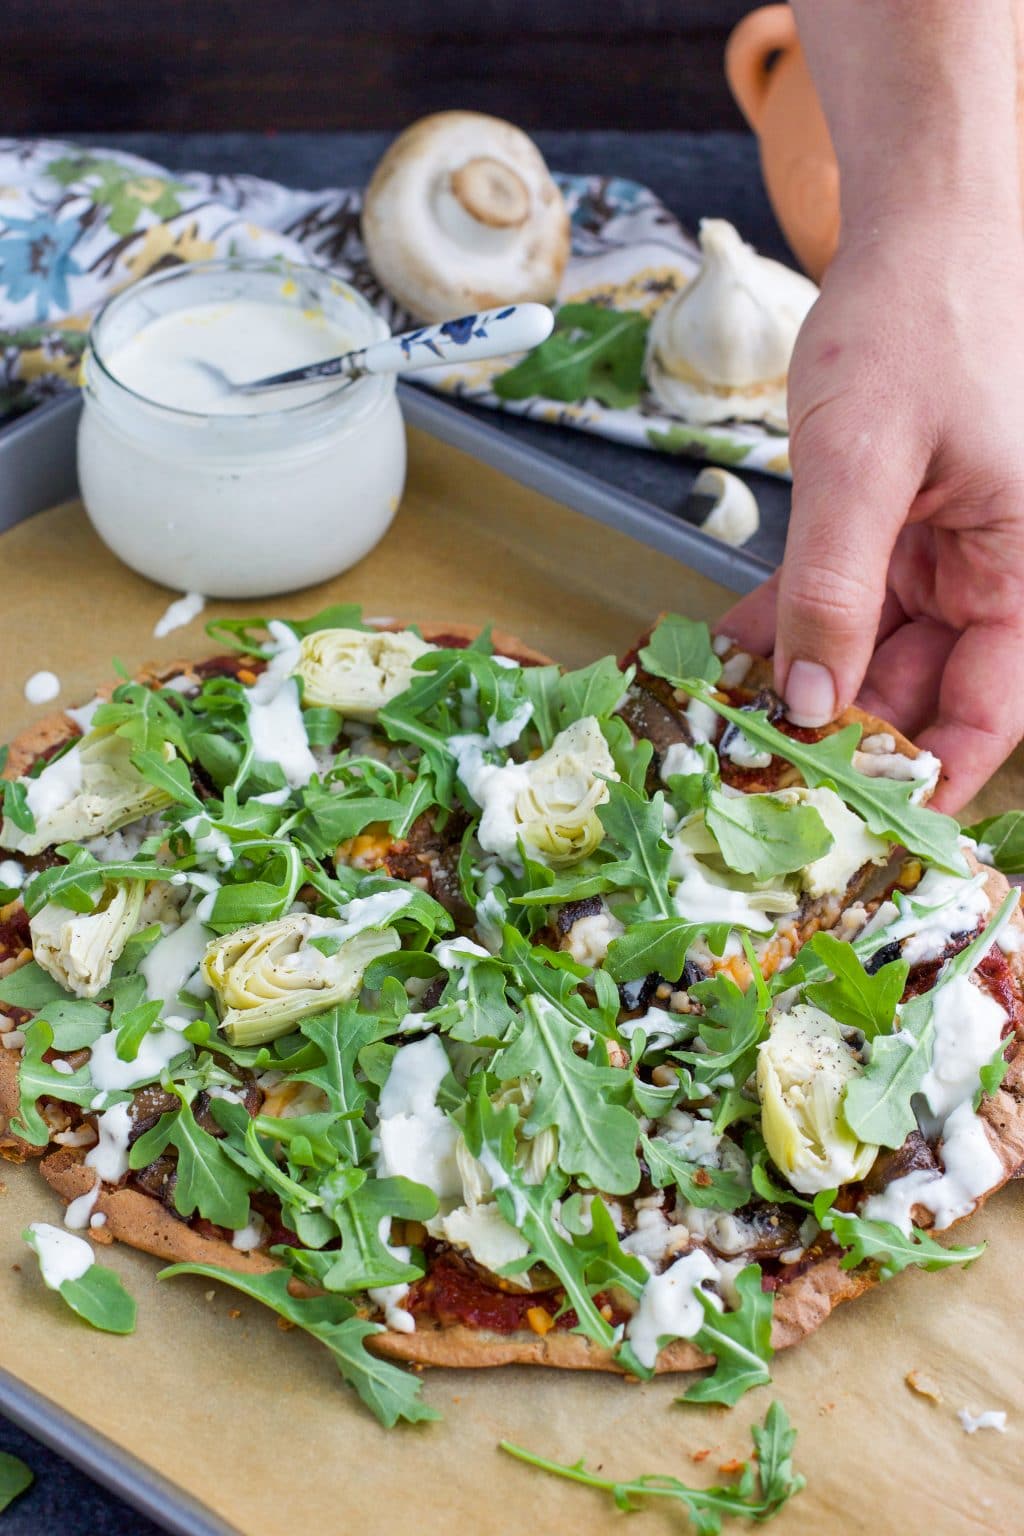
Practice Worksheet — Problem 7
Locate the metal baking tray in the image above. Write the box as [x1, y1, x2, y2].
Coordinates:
[0, 386, 788, 592]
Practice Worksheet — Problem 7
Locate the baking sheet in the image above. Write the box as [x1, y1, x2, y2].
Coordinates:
[0, 385, 780, 592]
[0, 427, 1021, 1536]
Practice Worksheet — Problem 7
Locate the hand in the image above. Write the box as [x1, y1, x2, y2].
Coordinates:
[720, 228, 1024, 813]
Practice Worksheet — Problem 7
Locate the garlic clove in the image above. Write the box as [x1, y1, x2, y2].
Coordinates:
[646, 218, 818, 428]
[692, 467, 760, 546]
[362, 111, 570, 322]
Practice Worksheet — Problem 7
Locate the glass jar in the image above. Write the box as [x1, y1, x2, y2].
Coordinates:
[78, 259, 406, 598]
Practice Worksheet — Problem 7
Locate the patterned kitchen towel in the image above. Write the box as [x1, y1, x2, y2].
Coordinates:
[0, 139, 791, 477]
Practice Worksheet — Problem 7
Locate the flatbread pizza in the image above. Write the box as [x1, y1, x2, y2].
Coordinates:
[2, 606, 1021, 1423]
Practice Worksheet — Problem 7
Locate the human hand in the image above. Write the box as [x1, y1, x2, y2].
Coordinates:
[720, 229, 1024, 813]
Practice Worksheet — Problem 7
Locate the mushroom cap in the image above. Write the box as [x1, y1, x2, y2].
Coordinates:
[362, 111, 570, 322]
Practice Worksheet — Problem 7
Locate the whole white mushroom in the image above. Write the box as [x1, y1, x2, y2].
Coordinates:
[362, 111, 570, 322]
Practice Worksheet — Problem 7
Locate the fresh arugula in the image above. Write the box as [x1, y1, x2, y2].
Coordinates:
[463, 1084, 618, 1350]
[605, 917, 731, 984]
[820, 1207, 986, 1279]
[0, 1452, 33, 1514]
[203, 603, 367, 657]
[684, 1264, 774, 1406]
[159, 1264, 436, 1426]
[844, 890, 1018, 1147]
[318, 1175, 436, 1292]
[802, 932, 908, 1040]
[23, 1229, 136, 1334]
[705, 787, 832, 882]
[641, 1134, 751, 1212]
[492, 303, 649, 410]
[500, 1400, 804, 1530]
[963, 809, 1024, 874]
[682, 681, 966, 876]
[128, 1084, 257, 1228]
[14, 1020, 99, 1145]
[493, 994, 639, 1193]
[638, 614, 722, 688]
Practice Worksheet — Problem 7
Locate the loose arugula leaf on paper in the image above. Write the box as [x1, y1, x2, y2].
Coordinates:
[23, 1229, 137, 1334]
[500, 1401, 804, 1530]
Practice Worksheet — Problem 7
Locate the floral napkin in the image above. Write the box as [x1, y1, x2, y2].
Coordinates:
[0, 138, 790, 477]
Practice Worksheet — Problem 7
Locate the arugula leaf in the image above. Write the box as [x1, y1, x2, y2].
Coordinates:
[295, 1005, 394, 1166]
[2, 777, 35, 834]
[802, 932, 908, 1040]
[599, 715, 654, 793]
[130, 749, 202, 810]
[977, 1042, 1010, 1104]
[556, 657, 634, 727]
[562, 1194, 648, 1300]
[492, 303, 649, 409]
[682, 682, 966, 876]
[129, 1087, 256, 1229]
[641, 1134, 750, 1212]
[684, 1264, 774, 1406]
[463, 1084, 618, 1350]
[14, 1020, 98, 1145]
[821, 1208, 986, 1279]
[500, 926, 617, 1042]
[500, 1400, 804, 1530]
[159, 1263, 436, 1426]
[705, 787, 832, 881]
[93, 682, 191, 758]
[638, 615, 722, 689]
[0, 961, 69, 1011]
[517, 781, 674, 918]
[844, 890, 1018, 1147]
[205, 838, 305, 930]
[605, 917, 729, 984]
[32, 997, 110, 1050]
[204, 604, 366, 657]
[963, 810, 1024, 874]
[493, 993, 639, 1193]
[0, 1452, 34, 1514]
[421, 945, 518, 1045]
[519, 665, 562, 749]
[319, 1175, 437, 1292]
[23, 1229, 137, 1334]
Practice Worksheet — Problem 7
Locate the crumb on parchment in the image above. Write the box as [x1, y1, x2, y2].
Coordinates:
[906, 1370, 944, 1403]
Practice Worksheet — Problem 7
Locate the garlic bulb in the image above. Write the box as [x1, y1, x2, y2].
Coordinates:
[362, 111, 570, 322]
[646, 219, 818, 428]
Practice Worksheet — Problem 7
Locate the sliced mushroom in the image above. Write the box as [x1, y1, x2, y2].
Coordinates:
[362, 111, 570, 322]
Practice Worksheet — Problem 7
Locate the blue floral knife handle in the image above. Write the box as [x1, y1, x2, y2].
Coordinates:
[234, 303, 554, 393]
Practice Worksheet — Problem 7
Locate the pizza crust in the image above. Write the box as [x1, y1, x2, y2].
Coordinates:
[3, 624, 1023, 1380]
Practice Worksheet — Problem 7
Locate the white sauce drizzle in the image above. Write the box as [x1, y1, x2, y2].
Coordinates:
[28, 1222, 94, 1288]
[153, 591, 206, 638]
[24, 670, 60, 705]
[626, 1249, 721, 1369]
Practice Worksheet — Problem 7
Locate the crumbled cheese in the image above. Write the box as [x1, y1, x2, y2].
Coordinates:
[852, 745, 941, 802]
[861, 869, 992, 968]
[685, 699, 719, 745]
[0, 858, 25, 889]
[660, 742, 706, 782]
[719, 651, 754, 688]
[563, 907, 625, 968]
[231, 1211, 267, 1252]
[958, 1408, 1007, 1434]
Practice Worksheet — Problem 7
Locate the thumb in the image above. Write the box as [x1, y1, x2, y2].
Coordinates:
[774, 410, 921, 726]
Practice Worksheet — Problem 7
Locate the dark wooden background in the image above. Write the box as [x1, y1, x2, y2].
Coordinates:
[5, 0, 763, 133]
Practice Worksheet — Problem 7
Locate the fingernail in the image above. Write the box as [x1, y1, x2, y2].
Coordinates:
[784, 660, 836, 728]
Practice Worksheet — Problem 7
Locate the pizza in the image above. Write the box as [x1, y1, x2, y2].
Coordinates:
[2, 606, 1022, 1424]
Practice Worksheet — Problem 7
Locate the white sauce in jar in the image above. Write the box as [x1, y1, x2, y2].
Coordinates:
[78, 262, 406, 599]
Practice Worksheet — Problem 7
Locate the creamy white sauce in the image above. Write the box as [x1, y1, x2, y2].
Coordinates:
[154, 591, 206, 638]
[920, 975, 1007, 1124]
[139, 911, 212, 1015]
[245, 622, 317, 789]
[958, 1408, 1007, 1434]
[25, 745, 83, 821]
[87, 1017, 191, 1092]
[64, 1177, 102, 1230]
[84, 1099, 135, 1181]
[367, 1217, 416, 1333]
[626, 1249, 721, 1369]
[863, 1100, 1003, 1234]
[659, 742, 706, 782]
[28, 1222, 94, 1288]
[861, 870, 992, 968]
[24, 670, 60, 705]
[231, 1211, 267, 1252]
[685, 699, 719, 745]
[375, 1035, 461, 1200]
[107, 300, 354, 416]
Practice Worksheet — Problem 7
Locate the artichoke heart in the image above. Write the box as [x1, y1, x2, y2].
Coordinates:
[2, 731, 176, 857]
[757, 1004, 878, 1194]
[505, 716, 617, 868]
[294, 628, 435, 719]
[202, 912, 401, 1044]
[31, 879, 147, 999]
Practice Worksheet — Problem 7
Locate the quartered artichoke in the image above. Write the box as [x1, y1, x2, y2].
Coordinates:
[294, 628, 435, 719]
[1, 731, 176, 857]
[201, 912, 401, 1044]
[757, 1004, 879, 1194]
[472, 715, 616, 868]
[31, 878, 147, 998]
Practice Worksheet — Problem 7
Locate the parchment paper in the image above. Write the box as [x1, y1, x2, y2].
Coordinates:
[1, 429, 1020, 1536]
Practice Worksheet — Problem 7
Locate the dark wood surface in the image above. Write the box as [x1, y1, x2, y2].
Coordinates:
[6, 0, 763, 132]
